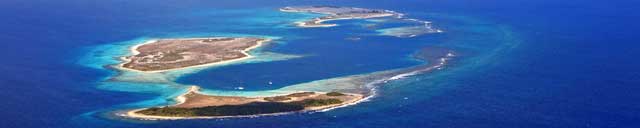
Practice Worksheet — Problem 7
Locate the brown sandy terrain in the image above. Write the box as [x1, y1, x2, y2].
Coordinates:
[175, 91, 361, 109]
[174, 92, 260, 108]
[126, 86, 363, 119]
[121, 37, 268, 72]
[122, 46, 456, 120]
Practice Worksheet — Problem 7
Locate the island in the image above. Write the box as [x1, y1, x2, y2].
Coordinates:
[120, 37, 269, 72]
[126, 86, 363, 119]
[117, 36, 361, 119]
[111, 6, 448, 119]
[280, 6, 401, 27]
[114, 36, 456, 119]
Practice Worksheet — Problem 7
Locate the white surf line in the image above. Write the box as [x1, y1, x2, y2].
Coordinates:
[317, 51, 456, 113]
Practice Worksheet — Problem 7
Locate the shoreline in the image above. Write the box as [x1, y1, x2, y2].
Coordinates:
[118, 47, 455, 120]
[105, 9, 451, 119]
[295, 13, 396, 28]
[174, 86, 200, 105]
[123, 86, 365, 120]
[115, 38, 270, 73]
[280, 7, 398, 28]
[280, 6, 442, 37]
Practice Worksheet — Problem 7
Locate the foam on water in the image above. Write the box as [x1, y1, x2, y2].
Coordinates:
[281, 49, 455, 95]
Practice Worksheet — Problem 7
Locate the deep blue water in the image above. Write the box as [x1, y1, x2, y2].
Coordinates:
[1, 0, 639, 127]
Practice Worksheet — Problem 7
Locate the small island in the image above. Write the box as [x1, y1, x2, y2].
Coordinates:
[126, 86, 363, 119]
[113, 6, 445, 120]
[120, 37, 269, 72]
[280, 6, 400, 27]
[117, 36, 364, 119]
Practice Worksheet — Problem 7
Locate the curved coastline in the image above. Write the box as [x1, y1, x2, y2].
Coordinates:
[116, 38, 270, 73]
[110, 37, 370, 120]
[119, 45, 455, 120]
[104, 6, 454, 120]
[123, 86, 365, 120]
[280, 6, 442, 38]
[294, 13, 396, 28]
[280, 6, 400, 28]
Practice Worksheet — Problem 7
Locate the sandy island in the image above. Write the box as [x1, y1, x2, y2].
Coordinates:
[112, 17, 449, 119]
[117, 44, 456, 120]
[280, 6, 400, 28]
[118, 37, 269, 73]
[280, 6, 443, 38]
[116, 39, 456, 120]
[114, 36, 363, 119]
[125, 86, 363, 120]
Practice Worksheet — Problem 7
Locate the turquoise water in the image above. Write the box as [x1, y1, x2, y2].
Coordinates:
[78, 4, 519, 124]
[1, 0, 639, 127]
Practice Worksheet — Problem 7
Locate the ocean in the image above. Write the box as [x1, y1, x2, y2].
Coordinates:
[1, 0, 639, 127]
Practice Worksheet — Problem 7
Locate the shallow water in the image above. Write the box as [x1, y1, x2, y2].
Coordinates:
[1, 0, 639, 127]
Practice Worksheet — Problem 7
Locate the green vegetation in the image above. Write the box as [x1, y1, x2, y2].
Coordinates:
[137, 102, 304, 117]
[264, 96, 291, 102]
[137, 107, 197, 117]
[286, 92, 315, 97]
[202, 38, 234, 42]
[326, 92, 346, 96]
[136, 98, 344, 117]
[158, 50, 185, 61]
[293, 99, 343, 107]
